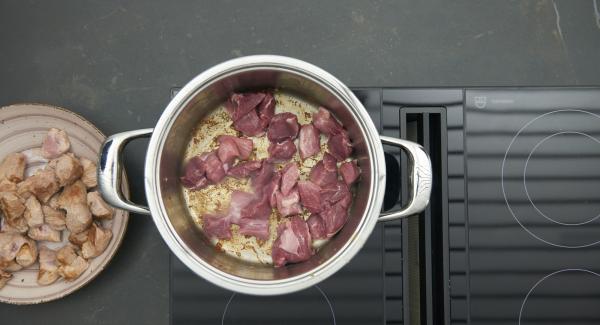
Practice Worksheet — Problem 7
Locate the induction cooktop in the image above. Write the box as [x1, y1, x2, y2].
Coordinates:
[169, 87, 600, 325]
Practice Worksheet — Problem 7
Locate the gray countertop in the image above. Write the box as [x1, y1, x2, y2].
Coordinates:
[1, 0, 599, 323]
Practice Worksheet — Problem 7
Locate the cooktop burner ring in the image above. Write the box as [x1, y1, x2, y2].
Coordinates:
[220, 285, 336, 325]
[518, 268, 600, 325]
[502, 109, 600, 248]
[524, 131, 600, 226]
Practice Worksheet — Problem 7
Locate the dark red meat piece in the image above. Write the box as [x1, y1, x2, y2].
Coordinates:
[272, 216, 313, 267]
[320, 202, 349, 238]
[204, 152, 226, 183]
[257, 92, 276, 129]
[233, 110, 264, 137]
[309, 153, 338, 187]
[180, 155, 208, 189]
[267, 139, 297, 162]
[298, 124, 320, 160]
[280, 162, 299, 196]
[267, 112, 300, 143]
[266, 172, 281, 208]
[339, 161, 360, 185]
[328, 132, 352, 161]
[227, 160, 263, 178]
[275, 188, 302, 217]
[228, 93, 266, 122]
[312, 107, 343, 135]
[217, 136, 240, 165]
[307, 214, 326, 240]
[219, 135, 254, 160]
[297, 180, 322, 214]
[251, 161, 275, 190]
[202, 214, 232, 240]
[321, 181, 352, 209]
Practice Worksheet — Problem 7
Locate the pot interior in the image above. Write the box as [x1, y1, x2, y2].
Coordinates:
[157, 67, 375, 281]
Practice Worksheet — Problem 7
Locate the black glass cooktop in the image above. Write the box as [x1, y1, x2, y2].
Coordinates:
[170, 87, 600, 325]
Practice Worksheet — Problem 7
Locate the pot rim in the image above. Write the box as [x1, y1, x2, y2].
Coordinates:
[145, 55, 387, 295]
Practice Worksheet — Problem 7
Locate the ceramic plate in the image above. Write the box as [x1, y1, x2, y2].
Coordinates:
[0, 103, 129, 305]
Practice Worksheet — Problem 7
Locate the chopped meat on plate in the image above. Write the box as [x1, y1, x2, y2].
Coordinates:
[87, 191, 114, 219]
[41, 128, 71, 159]
[18, 168, 60, 203]
[0, 152, 26, 183]
[24, 196, 44, 228]
[28, 224, 61, 242]
[37, 246, 59, 285]
[80, 157, 97, 188]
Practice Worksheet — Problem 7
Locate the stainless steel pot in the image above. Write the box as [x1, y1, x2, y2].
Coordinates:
[98, 55, 431, 295]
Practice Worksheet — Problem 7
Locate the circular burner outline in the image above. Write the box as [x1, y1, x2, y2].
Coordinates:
[502, 109, 600, 248]
[523, 131, 600, 226]
[220, 285, 336, 325]
[518, 268, 600, 325]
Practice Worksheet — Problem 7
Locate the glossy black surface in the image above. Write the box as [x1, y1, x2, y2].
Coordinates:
[465, 88, 600, 325]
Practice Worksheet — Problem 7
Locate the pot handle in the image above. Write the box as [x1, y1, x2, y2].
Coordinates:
[98, 129, 153, 215]
[378, 136, 432, 221]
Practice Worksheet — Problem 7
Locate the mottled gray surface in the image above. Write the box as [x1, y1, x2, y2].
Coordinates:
[0, 0, 599, 324]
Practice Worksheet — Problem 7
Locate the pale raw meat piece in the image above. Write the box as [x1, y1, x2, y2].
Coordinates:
[18, 168, 60, 203]
[68, 229, 90, 246]
[41, 128, 71, 159]
[49, 153, 83, 187]
[87, 191, 114, 219]
[280, 162, 299, 196]
[0, 233, 29, 262]
[28, 224, 61, 242]
[267, 139, 297, 162]
[65, 203, 92, 234]
[24, 196, 44, 227]
[80, 157, 97, 188]
[15, 237, 38, 267]
[312, 107, 343, 135]
[0, 191, 25, 221]
[307, 214, 326, 239]
[271, 216, 313, 267]
[309, 153, 338, 187]
[58, 180, 87, 208]
[0, 179, 17, 192]
[297, 180, 322, 214]
[328, 132, 353, 161]
[267, 112, 300, 143]
[0, 152, 26, 183]
[225, 190, 256, 223]
[37, 246, 59, 285]
[81, 223, 112, 259]
[339, 161, 360, 185]
[57, 245, 89, 281]
[217, 135, 254, 164]
[0, 269, 11, 289]
[298, 124, 320, 159]
[238, 195, 271, 240]
[43, 205, 66, 231]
